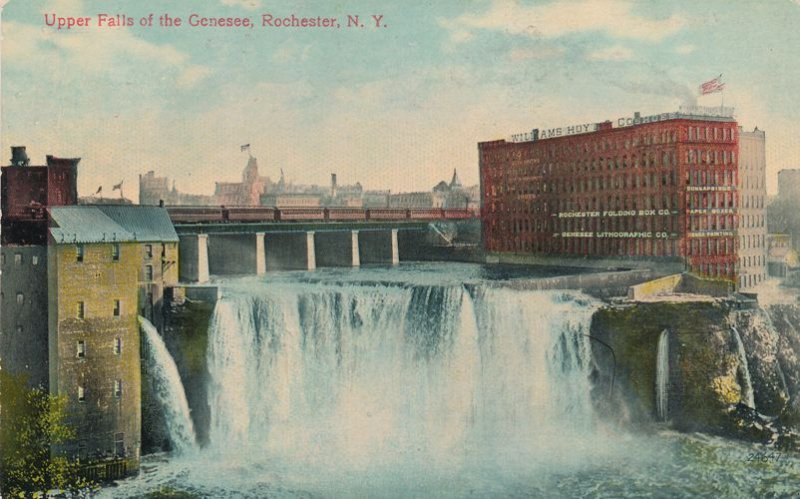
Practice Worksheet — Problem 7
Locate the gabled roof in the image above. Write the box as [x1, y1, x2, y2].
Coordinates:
[49, 205, 178, 244]
[96, 205, 178, 242]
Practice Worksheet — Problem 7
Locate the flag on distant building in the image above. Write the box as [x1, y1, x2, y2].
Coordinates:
[241, 144, 250, 152]
[699, 74, 725, 95]
[113, 181, 123, 191]
[95, 186, 102, 195]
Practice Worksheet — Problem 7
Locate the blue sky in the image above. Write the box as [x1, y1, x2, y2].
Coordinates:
[2, 0, 799, 198]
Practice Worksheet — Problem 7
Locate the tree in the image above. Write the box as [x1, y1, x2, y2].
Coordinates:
[0, 371, 96, 496]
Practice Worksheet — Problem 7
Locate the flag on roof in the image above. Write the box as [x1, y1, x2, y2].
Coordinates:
[699, 74, 725, 95]
[241, 144, 250, 152]
[113, 180, 123, 191]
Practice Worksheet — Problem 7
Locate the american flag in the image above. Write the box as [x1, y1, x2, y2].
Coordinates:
[699, 74, 725, 95]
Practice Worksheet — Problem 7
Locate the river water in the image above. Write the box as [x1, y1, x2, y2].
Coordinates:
[107, 263, 800, 498]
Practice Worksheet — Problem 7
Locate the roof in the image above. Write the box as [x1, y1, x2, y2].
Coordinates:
[96, 205, 178, 242]
[49, 205, 178, 244]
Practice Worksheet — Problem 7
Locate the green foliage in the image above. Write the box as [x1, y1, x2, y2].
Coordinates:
[0, 371, 96, 496]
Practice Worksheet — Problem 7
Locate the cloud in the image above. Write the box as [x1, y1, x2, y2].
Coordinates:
[220, 0, 262, 10]
[676, 44, 696, 54]
[508, 45, 565, 61]
[586, 45, 634, 61]
[3, 20, 211, 88]
[441, 0, 685, 44]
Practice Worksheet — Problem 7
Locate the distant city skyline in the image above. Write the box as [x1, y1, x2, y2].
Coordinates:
[4, 0, 800, 200]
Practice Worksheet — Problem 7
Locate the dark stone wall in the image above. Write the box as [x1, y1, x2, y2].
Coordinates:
[207, 234, 256, 275]
[159, 297, 215, 447]
[265, 232, 310, 270]
[314, 231, 354, 267]
[359, 230, 393, 264]
[0, 246, 49, 389]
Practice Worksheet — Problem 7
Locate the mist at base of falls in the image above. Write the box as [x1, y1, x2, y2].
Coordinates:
[110, 264, 800, 498]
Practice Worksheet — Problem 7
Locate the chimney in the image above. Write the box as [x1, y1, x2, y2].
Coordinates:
[634, 112, 641, 119]
[331, 173, 337, 197]
[46, 155, 81, 168]
[10, 146, 29, 167]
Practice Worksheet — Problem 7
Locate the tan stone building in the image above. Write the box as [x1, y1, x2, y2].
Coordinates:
[737, 127, 767, 290]
[47, 205, 178, 472]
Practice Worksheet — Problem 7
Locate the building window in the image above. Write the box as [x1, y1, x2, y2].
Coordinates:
[114, 380, 123, 399]
[16, 293, 24, 305]
[145, 244, 153, 259]
[32, 255, 39, 266]
[77, 340, 86, 358]
[112, 243, 120, 261]
[16, 325, 23, 334]
[77, 301, 85, 319]
[14, 253, 22, 265]
[1, 254, 4, 265]
[78, 385, 85, 402]
[145, 265, 154, 282]
[115, 433, 125, 457]
[76, 244, 84, 262]
[114, 337, 122, 355]
[113, 300, 121, 317]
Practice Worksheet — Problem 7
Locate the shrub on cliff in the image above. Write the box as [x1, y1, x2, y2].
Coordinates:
[0, 371, 96, 496]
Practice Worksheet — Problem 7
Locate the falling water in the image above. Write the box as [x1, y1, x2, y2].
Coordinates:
[731, 325, 756, 409]
[139, 316, 198, 454]
[655, 329, 669, 421]
[204, 281, 599, 485]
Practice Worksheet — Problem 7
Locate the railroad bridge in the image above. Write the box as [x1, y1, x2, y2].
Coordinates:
[169, 206, 476, 282]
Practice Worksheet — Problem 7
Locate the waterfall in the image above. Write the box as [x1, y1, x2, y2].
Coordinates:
[731, 325, 756, 409]
[204, 282, 599, 472]
[139, 316, 198, 454]
[655, 329, 669, 421]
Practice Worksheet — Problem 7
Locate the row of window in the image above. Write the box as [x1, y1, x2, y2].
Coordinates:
[76, 300, 122, 319]
[77, 380, 123, 401]
[485, 233, 680, 257]
[76, 337, 123, 358]
[76, 243, 120, 262]
[1, 253, 40, 266]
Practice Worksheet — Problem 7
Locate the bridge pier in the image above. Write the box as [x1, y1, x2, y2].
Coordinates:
[306, 231, 316, 271]
[256, 232, 266, 275]
[391, 228, 399, 265]
[178, 234, 209, 284]
[352, 230, 360, 267]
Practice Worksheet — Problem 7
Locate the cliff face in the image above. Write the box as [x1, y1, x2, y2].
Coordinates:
[590, 300, 800, 446]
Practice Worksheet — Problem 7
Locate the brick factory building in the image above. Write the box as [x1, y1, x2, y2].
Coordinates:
[479, 107, 766, 288]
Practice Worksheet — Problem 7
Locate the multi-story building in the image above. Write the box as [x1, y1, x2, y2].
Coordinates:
[47, 204, 178, 471]
[737, 127, 767, 289]
[1, 147, 79, 389]
[479, 108, 757, 286]
[777, 169, 800, 201]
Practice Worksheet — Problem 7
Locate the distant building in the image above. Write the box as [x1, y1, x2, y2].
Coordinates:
[767, 234, 798, 277]
[138, 171, 215, 206]
[260, 193, 322, 207]
[139, 155, 271, 207]
[388, 169, 478, 211]
[737, 127, 767, 289]
[778, 169, 800, 201]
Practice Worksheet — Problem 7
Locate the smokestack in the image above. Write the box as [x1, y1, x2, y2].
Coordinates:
[10, 146, 29, 167]
[331, 173, 337, 197]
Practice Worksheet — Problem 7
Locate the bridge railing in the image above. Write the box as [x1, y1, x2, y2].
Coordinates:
[167, 206, 476, 224]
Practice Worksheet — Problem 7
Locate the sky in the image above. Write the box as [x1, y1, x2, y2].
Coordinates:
[2, 0, 800, 200]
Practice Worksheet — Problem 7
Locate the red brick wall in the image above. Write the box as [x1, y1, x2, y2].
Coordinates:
[479, 118, 739, 281]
